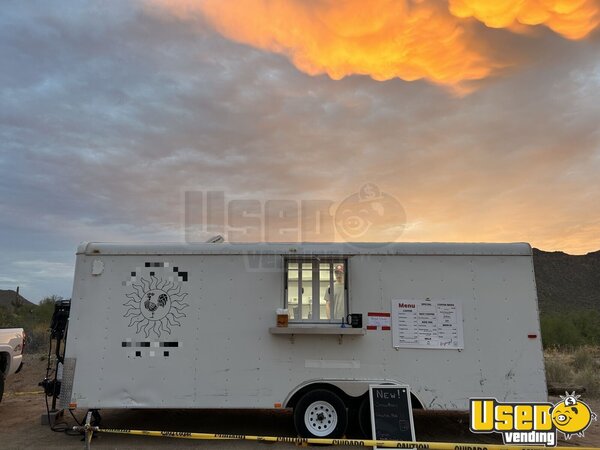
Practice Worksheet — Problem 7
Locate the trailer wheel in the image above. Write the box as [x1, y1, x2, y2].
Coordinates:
[358, 396, 372, 438]
[294, 389, 347, 438]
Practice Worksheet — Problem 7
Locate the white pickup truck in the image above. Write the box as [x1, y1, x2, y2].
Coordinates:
[0, 328, 25, 402]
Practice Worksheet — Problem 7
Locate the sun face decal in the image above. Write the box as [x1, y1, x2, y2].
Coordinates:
[124, 276, 189, 338]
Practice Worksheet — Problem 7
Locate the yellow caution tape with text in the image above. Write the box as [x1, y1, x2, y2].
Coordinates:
[93, 428, 600, 449]
[4, 390, 44, 397]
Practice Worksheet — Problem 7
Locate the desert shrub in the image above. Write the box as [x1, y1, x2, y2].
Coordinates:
[544, 346, 600, 398]
[544, 357, 573, 383]
[26, 324, 52, 353]
[541, 310, 600, 349]
[0, 295, 58, 354]
[541, 314, 583, 348]
[573, 366, 600, 397]
[572, 347, 596, 371]
[571, 310, 600, 343]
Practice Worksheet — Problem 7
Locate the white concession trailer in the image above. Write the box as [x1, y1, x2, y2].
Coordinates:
[60, 242, 547, 438]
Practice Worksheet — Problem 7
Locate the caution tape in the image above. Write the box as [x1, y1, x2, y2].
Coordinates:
[86, 428, 600, 450]
[4, 390, 44, 397]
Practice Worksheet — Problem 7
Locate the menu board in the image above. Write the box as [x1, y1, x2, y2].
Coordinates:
[369, 385, 415, 449]
[391, 299, 463, 349]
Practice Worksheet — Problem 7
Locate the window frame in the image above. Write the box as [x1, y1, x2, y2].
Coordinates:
[283, 256, 349, 324]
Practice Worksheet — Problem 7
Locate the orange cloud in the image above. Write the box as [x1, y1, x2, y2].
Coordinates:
[148, 0, 600, 88]
[449, 0, 600, 39]
[150, 0, 497, 91]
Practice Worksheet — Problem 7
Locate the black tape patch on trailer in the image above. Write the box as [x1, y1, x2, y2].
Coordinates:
[172, 266, 188, 282]
[123, 261, 188, 286]
[122, 340, 180, 357]
[145, 262, 166, 267]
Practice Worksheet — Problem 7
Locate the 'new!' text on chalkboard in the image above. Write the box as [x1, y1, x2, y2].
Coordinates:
[369, 385, 415, 444]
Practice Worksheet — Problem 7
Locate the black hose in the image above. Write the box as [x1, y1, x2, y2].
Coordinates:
[42, 324, 82, 436]
[69, 408, 83, 426]
[43, 333, 68, 432]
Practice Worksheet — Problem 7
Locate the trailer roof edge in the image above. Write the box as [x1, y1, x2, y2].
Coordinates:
[77, 242, 533, 256]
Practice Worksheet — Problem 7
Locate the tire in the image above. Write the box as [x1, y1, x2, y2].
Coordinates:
[358, 396, 372, 438]
[294, 389, 348, 438]
[0, 373, 5, 403]
[346, 402, 361, 438]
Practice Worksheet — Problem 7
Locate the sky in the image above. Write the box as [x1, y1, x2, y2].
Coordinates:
[1, 0, 600, 302]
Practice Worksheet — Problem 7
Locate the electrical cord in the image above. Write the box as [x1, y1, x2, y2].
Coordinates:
[42, 324, 83, 437]
[69, 408, 83, 426]
[43, 334, 68, 433]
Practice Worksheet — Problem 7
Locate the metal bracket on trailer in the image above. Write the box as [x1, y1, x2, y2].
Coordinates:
[72, 411, 99, 450]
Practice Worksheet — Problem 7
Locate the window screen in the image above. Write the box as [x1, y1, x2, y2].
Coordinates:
[285, 258, 347, 323]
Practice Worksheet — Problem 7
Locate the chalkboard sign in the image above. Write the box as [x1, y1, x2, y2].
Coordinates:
[369, 385, 415, 447]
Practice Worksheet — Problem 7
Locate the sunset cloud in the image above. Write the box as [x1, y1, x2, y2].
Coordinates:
[449, 0, 600, 39]
[148, 0, 600, 90]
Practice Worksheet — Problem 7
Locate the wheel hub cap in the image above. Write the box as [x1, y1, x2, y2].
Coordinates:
[304, 400, 338, 437]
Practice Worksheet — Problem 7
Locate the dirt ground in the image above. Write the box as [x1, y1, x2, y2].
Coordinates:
[1, 353, 599, 449]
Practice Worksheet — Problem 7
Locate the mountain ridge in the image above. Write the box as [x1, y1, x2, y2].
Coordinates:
[533, 248, 600, 313]
[0, 289, 34, 309]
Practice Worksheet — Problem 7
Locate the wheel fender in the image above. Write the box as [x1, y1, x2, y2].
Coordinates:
[284, 378, 425, 409]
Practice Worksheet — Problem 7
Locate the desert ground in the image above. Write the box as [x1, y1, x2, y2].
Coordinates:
[1, 353, 598, 449]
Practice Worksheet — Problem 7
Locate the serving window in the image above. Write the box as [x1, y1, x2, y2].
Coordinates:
[284, 257, 348, 323]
